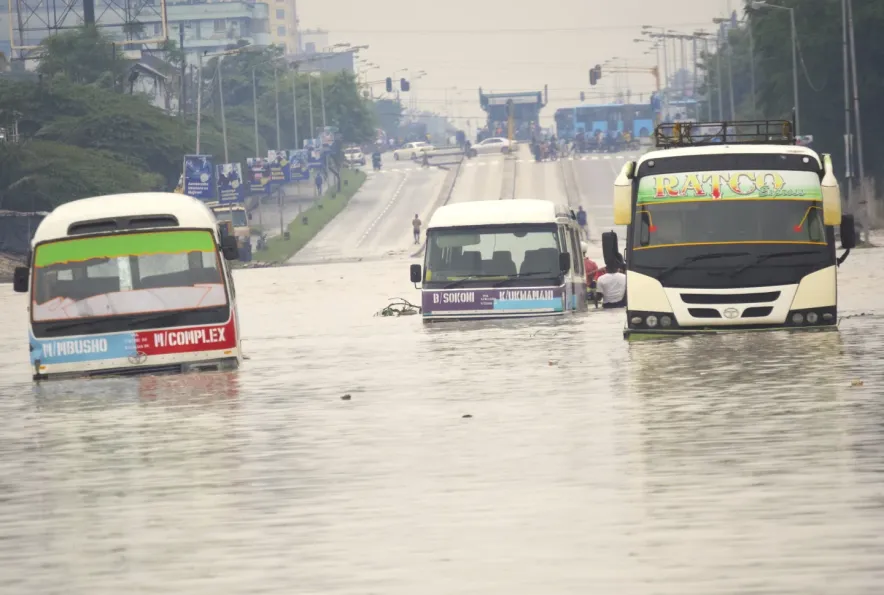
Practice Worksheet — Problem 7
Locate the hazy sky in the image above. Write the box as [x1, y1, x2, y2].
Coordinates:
[299, 0, 737, 127]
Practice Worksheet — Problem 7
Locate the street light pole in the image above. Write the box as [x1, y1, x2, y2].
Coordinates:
[252, 67, 260, 157]
[319, 67, 327, 129]
[847, 0, 867, 241]
[195, 53, 203, 153]
[716, 35, 724, 119]
[292, 65, 299, 150]
[218, 57, 229, 162]
[842, 0, 852, 205]
[788, 7, 799, 135]
[274, 66, 281, 150]
[308, 74, 315, 139]
[748, 20, 758, 119]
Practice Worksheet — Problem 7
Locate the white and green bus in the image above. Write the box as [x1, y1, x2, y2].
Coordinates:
[602, 120, 857, 340]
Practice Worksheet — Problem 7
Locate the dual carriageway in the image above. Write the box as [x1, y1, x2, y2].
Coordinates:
[289, 144, 637, 266]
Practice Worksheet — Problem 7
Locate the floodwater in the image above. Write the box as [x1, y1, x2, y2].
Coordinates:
[1, 242, 884, 594]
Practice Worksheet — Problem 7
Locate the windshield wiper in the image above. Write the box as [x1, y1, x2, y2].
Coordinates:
[727, 250, 820, 278]
[492, 271, 559, 287]
[657, 252, 751, 282]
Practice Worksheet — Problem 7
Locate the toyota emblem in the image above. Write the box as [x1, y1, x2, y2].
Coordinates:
[723, 307, 740, 319]
[128, 351, 148, 365]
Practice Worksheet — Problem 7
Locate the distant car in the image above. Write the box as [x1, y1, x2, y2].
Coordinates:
[470, 137, 511, 156]
[344, 147, 366, 166]
[392, 141, 434, 161]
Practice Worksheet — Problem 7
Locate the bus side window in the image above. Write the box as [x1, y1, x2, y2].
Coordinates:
[569, 228, 583, 275]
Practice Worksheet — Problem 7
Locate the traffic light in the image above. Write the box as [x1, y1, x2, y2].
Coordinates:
[580, 91, 585, 102]
[385, 77, 392, 93]
[400, 78, 410, 92]
[590, 65, 602, 86]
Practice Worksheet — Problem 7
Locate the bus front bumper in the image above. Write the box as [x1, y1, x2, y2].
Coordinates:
[624, 307, 839, 340]
[32, 356, 240, 382]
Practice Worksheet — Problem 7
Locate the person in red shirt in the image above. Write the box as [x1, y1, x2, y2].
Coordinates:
[581, 241, 599, 284]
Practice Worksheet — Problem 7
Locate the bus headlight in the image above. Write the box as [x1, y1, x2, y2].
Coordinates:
[791, 313, 804, 324]
[660, 315, 672, 328]
[646, 315, 659, 328]
[806, 312, 819, 324]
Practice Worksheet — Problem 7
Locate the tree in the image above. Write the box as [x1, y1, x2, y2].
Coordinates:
[700, 0, 884, 183]
[374, 98, 403, 140]
[37, 26, 126, 87]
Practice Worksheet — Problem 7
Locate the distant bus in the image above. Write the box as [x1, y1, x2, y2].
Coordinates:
[555, 103, 656, 140]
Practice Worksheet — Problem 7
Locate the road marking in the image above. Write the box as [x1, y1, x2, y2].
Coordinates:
[357, 173, 409, 246]
[603, 155, 612, 160]
[591, 156, 599, 160]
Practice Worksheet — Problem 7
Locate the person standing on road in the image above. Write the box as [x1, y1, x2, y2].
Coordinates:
[412, 214, 422, 244]
[314, 171, 324, 197]
[576, 206, 588, 240]
[596, 263, 627, 308]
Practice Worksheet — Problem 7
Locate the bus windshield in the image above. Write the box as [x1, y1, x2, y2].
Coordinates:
[31, 229, 227, 323]
[632, 169, 826, 250]
[425, 225, 561, 286]
[213, 208, 248, 228]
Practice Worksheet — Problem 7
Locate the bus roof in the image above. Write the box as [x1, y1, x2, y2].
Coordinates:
[636, 143, 822, 168]
[427, 199, 572, 229]
[33, 192, 219, 244]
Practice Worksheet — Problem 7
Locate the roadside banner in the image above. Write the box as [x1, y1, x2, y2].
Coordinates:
[216, 163, 244, 203]
[267, 150, 290, 184]
[246, 157, 272, 195]
[288, 150, 310, 181]
[304, 140, 323, 170]
[183, 154, 215, 200]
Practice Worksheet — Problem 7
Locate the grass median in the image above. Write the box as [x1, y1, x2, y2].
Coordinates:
[252, 168, 366, 264]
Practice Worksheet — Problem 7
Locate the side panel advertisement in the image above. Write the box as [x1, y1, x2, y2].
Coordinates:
[637, 170, 824, 204]
[216, 163, 245, 203]
[183, 155, 215, 200]
[421, 287, 565, 316]
[29, 316, 238, 366]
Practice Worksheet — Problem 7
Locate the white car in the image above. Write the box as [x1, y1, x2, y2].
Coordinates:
[392, 142, 434, 161]
[469, 137, 511, 156]
[344, 147, 366, 166]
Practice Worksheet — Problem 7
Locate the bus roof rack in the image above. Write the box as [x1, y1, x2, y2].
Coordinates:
[654, 119, 796, 149]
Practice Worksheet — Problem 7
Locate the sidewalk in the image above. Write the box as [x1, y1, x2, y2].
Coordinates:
[250, 181, 319, 242]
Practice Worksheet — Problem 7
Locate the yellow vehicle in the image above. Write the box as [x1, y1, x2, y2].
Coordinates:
[206, 202, 252, 261]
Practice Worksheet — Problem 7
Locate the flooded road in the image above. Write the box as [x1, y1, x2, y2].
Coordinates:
[1, 158, 884, 593]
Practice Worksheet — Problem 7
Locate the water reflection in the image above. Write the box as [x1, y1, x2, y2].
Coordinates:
[0, 256, 883, 594]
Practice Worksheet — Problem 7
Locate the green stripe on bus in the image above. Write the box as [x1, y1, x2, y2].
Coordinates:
[35, 230, 215, 267]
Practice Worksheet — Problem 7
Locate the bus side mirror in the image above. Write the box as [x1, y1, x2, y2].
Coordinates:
[221, 236, 239, 261]
[613, 161, 634, 225]
[602, 231, 620, 269]
[559, 252, 571, 273]
[821, 154, 842, 225]
[840, 214, 857, 250]
[410, 264, 422, 283]
[248, 212, 253, 221]
[13, 267, 29, 293]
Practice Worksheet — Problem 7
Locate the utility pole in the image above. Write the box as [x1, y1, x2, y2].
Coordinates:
[726, 34, 736, 119]
[748, 21, 757, 119]
[292, 65, 299, 150]
[842, 0, 852, 209]
[218, 57, 229, 162]
[319, 70, 327, 129]
[847, 0, 867, 241]
[308, 74, 315, 139]
[252, 67, 260, 157]
[274, 66, 281, 150]
[704, 38, 712, 120]
[179, 23, 186, 118]
[195, 53, 203, 153]
[716, 35, 724, 119]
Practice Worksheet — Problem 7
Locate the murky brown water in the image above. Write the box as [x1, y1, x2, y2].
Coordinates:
[1, 247, 884, 594]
